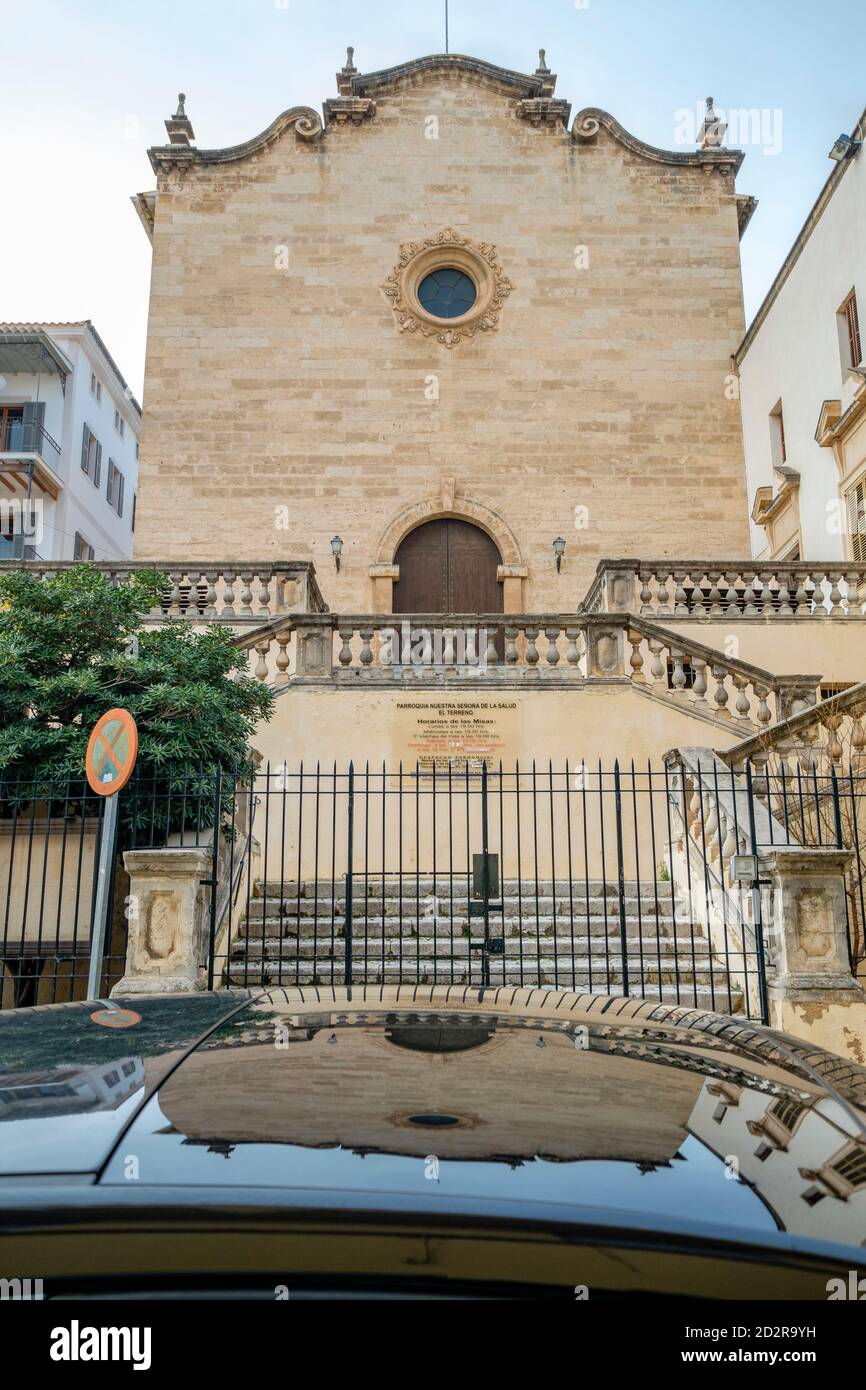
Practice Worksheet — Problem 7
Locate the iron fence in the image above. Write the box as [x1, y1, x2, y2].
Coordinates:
[214, 760, 773, 1020]
[0, 766, 227, 1009]
[3, 759, 863, 1019]
[0, 772, 117, 1008]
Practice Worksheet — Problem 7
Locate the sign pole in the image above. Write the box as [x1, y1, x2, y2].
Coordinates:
[87, 793, 119, 999]
[83, 707, 139, 1001]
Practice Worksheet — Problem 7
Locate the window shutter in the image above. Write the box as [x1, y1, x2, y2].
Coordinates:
[848, 294, 862, 368]
[81, 424, 91, 475]
[94, 440, 102, 488]
[117, 472, 124, 518]
[21, 402, 45, 452]
[848, 481, 866, 562]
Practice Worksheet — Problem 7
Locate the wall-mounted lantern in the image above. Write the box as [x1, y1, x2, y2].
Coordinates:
[553, 536, 566, 574]
[829, 133, 861, 162]
[330, 535, 343, 573]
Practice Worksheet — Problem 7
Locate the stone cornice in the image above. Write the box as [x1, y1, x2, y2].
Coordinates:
[737, 194, 758, 239]
[146, 54, 748, 177]
[572, 108, 745, 174]
[148, 106, 324, 172]
[347, 53, 556, 100]
[751, 476, 799, 527]
[815, 378, 866, 449]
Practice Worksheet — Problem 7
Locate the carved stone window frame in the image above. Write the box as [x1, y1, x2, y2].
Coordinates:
[384, 230, 513, 347]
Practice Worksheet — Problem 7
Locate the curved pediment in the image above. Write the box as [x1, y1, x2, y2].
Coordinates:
[148, 52, 743, 176]
[573, 107, 744, 173]
[348, 52, 555, 101]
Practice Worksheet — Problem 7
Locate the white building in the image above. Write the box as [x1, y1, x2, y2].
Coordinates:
[0, 321, 140, 562]
[736, 106, 866, 564]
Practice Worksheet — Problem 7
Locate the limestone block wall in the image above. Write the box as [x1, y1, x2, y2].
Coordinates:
[136, 61, 750, 610]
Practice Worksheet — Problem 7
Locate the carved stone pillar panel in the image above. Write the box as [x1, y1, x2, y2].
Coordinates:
[113, 847, 213, 996]
[294, 622, 336, 677]
[760, 847, 860, 1008]
[600, 563, 640, 614]
[585, 624, 627, 679]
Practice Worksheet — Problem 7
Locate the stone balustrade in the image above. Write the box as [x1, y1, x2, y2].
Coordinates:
[584, 558, 866, 619]
[626, 618, 820, 731]
[665, 748, 865, 1034]
[244, 614, 599, 684]
[239, 612, 821, 734]
[724, 679, 866, 775]
[0, 560, 327, 622]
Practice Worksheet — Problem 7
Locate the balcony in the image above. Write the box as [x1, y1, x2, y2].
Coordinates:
[0, 418, 63, 501]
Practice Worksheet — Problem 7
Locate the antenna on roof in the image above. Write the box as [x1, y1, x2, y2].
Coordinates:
[445, 0, 449, 54]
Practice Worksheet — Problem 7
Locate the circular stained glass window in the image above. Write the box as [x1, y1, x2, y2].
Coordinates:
[417, 267, 478, 320]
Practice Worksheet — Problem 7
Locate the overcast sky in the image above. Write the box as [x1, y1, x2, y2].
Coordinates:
[1, 0, 864, 398]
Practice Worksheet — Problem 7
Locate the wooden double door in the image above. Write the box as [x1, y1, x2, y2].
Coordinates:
[392, 519, 503, 616]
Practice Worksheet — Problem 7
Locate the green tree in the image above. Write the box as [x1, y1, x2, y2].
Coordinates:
[0, 566, 273, 786]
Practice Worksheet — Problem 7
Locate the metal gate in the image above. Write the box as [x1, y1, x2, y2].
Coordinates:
[212, 760, 774, 1020]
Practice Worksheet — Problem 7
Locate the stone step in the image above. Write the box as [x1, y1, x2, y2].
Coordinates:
[254, 879, 665, 900]
[223, 963, 742, 1007]
[238, 915, 695, 941]
[243, 896, 678, 921]
[231, 938, 730, 967]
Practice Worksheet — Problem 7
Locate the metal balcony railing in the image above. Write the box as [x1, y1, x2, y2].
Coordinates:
[0, 538, 42, 560]
[0, 419, 61, 457]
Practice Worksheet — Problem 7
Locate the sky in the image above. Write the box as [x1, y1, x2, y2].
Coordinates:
[1, 0, 864, 400]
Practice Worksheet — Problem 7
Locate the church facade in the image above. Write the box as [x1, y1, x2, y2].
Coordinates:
[133, 52, 752, 613]
[105, 51, 866, 1053]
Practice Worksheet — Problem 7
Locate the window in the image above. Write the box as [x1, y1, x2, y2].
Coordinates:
[769, 400, 787, 469]
[73, 532, 94, 562]
[80, 424, 102, 487]
[821, 680, 855, 701]
[89, 372, 102, 403]
[107, 460, 125, 517]
[131, 491, 136, 532]
[831, 1145, 866, 1190]
[417, 268, 477, 319]
[838, 290, 862, 371]
[768, 1098, 805, 1133]
[114, 408, 125, 438]
[846, 477, 866, 561]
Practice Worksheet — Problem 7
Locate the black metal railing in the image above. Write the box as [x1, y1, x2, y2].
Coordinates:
[0, 766, 230, 1009]
[0, 419, 61, 456]
[213, 760, 773, 1020]
[4, 759, 861, 1017]
[0, 773, 115, 1008]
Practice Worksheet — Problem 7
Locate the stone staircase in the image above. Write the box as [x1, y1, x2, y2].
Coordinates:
[227, 877, 745, 1010]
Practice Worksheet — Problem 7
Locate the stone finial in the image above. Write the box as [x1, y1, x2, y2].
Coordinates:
[165, 91, 195, 146]
[337, 46, 359, 96]
[698, 96, 727, 149]
[536, 48, 550, 75]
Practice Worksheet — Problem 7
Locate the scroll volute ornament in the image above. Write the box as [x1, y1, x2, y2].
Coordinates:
[383, 229, 513, 348]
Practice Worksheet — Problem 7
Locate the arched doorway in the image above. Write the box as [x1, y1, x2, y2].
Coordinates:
[392, 519, 503, 614]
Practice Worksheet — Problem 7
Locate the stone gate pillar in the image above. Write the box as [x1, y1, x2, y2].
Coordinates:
[760, 845, 866, 1052]
[112, 847, 213, 996]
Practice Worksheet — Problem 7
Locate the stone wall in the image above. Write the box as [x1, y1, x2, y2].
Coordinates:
[136, 59, 750, 610]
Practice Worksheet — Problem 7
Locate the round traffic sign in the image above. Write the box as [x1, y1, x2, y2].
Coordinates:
[85, 708, 139, 796]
